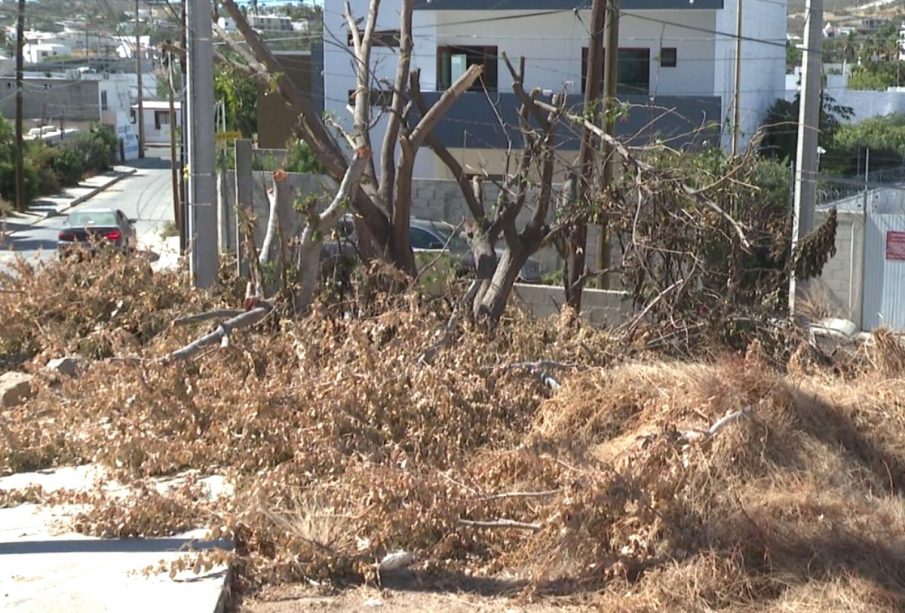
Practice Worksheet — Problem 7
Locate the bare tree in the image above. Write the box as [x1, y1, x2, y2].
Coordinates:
[218, 0, 481, 274]
[411, 56, 568, 326]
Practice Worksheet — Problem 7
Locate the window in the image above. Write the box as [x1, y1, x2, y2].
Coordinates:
[437, 45, 498, 92]
[581, 47, 651, 95]
[347, 29, 401, 47]
[347, 88, 394, 108]
[660, 47, 677, 68]
[410, 227, 446, 250]
[130, 110, 136, 124]
[154, 111, 170, 130]
[101, 91, 108, 111]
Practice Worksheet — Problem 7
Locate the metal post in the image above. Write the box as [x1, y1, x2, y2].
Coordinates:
[186, 0, 219, 287]
[862, 147, 870, 213]
[135, 0, 145, 159]
[790, 0, 823, 315]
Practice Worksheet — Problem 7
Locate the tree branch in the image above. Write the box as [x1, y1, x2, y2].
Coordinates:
[458, 518, 542, 531]
[163, 303, 274, 363]
[377, 0, 413, 214]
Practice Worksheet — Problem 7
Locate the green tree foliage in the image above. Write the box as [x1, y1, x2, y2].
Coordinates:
[214, 65, 259, 138]
[759, 92, 853, 162]
[822, 114, 905, 175]
[284, 137, 324, 174]
[848, 61, 905, 90]
[0, 121, 117, 205]
[786, 42, 802, 73]
[0, 118, 38, 204]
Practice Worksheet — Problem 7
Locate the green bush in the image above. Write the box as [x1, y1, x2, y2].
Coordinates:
[822, 113, 905, 175]
[30, 143, 84, 188]
[0, 160, 40, 203]
[284, 138, 324, 174]
[71, 124, 117, 174]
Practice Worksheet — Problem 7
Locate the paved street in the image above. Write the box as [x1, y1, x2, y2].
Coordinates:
[0, 150, 176, 266]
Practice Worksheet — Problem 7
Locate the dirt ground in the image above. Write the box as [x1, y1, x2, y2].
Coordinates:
[240, 582, 596, 612]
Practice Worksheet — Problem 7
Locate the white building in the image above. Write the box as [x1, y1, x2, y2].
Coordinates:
[131, 100, 182, 146]
[24, 42, 71, 63]
[323, 0, 788, 178]
[248, 14, 294, 32]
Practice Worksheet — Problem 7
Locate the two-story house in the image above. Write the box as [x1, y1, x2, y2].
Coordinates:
[323, 0, 788, 179]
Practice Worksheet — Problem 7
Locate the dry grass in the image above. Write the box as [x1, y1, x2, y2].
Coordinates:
[2, 254, 905, 611]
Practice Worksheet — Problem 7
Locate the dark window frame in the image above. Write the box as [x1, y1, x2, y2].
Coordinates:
[347, 29, 401, 48]
[154, 110, 170, 130]
[347, 88, 394, 108]
[437, 45, 498, 92]
[660, 47, 677, 67]
[581, 47, 651, 96]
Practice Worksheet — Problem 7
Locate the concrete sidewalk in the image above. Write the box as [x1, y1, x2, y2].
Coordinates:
[0, 465, 233, 613]
[28, 167, 138, 219]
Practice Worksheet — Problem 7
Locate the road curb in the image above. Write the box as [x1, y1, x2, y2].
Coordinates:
[29, 168, 139, 219]
[63, 168, 139, 213]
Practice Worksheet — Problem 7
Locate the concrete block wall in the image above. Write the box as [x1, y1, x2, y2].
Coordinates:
[220, 165, 566, 276]
[811, 209, 865, 327]
[510, 284, 632, 327]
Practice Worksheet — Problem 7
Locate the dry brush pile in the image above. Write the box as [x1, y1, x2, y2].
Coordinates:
[3, 253, 905, 610]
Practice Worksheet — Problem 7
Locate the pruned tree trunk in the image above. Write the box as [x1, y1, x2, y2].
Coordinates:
[294, 148, 371, 313]
[259, 170, 291, 266]
[475, 246, 529, 322]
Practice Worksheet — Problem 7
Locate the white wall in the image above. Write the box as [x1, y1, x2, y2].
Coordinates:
[715, 0, 788, 150]
[24, 43, 70, 64]
[137, 106, 182, 145]
[324, 1, 787, 177]
[412, 9, 719, 96]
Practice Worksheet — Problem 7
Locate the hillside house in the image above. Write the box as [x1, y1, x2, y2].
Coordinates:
[322, 0, 788, 179]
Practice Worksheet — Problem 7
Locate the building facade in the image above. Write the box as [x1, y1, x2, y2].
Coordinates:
[322, 0, 788, 178]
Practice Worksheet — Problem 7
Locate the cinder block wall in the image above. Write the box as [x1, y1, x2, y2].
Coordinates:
[811, 209, 864, 328]
[221, 168, 563, 275]
[510, 284, 632, 327]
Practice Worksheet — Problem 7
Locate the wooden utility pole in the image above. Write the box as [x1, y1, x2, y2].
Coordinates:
[14, 0, 25, 211]
[790, 0, 823, 315]
[596, 0, 619, 289]
[569, 0, 606, 311]
[731, 0, 743, 155]
[166, 50, 181, 240]
[136, 0, 145, 159]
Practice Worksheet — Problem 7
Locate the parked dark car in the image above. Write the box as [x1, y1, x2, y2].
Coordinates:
[58, 208, 137, 256]
[322, 216, 542, 283]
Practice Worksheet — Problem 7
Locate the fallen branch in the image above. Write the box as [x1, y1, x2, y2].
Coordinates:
[477, 489, 560, 502]
[172, 310, 246, 327]
[458, 518, 542, 531]
[503, 361, 571, 391]
[163, 302, 274, 363]
[708, 405, 753, 436]
[682, 405, 753, 443]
